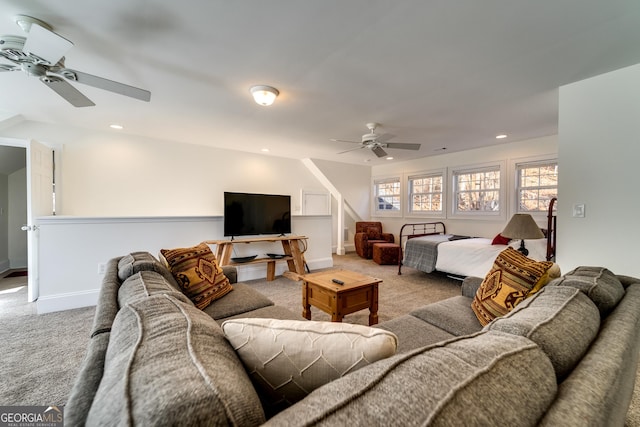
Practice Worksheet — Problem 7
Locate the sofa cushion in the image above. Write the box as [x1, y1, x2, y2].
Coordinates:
[117, 251, 175, 284]
[222, 318, 397, 414]
[264, 331, 557, 426]
[366, 226, 382, 240]
[86, 294, 265, 426]
[548, 266, 625, 316]
[485, 285, 600, 379]
[118, 270, 189, 307]
[410, 296, 483, 336]
[216, 304, 301, 324]
[159, 242, 233, 309]
[471, 247, 554, 326]
[376, 315, 456, 353]
[202, 282, 273, 320]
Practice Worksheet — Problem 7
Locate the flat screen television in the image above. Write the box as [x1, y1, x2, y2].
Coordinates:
[224, 192, 291, 237]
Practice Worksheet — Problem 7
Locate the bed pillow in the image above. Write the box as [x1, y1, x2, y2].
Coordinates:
[159, 242, 233, 310]
[491, 233, 511, 245]
[221, 318, 398, 414]
[471, 247, 554, 326]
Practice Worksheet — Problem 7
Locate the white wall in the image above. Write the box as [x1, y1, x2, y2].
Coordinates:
[8, 167, 27, 268]
[371, 135, 558, 241]
[558, 63, 640, 276]
[58, 134, 329, 216]
[309, 159, 371, 249]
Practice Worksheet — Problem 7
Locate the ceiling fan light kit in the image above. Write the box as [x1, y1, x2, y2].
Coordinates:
[0, 14, 151, 107]
[250, 85, 279, 106]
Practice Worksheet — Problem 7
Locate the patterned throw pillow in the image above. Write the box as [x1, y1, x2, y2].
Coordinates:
[221, 318, 398, 413]
[159, 243, 232, 310]
[471, 247, 554, 326]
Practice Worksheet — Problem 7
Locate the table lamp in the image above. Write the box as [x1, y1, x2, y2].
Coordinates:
[501, 214, 544, 256]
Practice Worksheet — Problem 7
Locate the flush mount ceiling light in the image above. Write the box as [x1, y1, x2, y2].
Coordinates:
[250, 85, 279, 106]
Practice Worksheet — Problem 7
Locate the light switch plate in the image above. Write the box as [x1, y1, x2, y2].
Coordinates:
[573, 204, 585, 218]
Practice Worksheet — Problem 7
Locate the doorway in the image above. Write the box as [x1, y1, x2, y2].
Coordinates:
[0, 137, 54, 302]
[0, 145, 27, 279]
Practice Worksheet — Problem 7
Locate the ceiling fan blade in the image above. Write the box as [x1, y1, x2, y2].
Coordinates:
[58, 68, 151, 102]
[40, 76, 95, 107]
[337, 146, 367, 155]
[386, 142, 421, 151]
[0, 63, 19, 71]
[23, 23, 73, 65]
[372, 146, 388, 158]
[330, 138, 361, 144]
[375, 133, 396, 143]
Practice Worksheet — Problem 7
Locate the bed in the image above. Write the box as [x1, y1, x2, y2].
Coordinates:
[398, 197, 557, 278]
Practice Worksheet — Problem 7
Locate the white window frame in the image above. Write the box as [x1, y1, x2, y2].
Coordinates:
[449, 161, 505, 219]
[406, 168, 446, 218]
[513, 157, 558, 216]
[372, 175, 402, 217]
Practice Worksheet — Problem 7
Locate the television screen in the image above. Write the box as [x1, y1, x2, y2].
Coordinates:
[224, 192, 291, 237]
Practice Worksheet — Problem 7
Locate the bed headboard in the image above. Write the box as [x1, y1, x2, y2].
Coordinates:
[399, 222, 446, 246]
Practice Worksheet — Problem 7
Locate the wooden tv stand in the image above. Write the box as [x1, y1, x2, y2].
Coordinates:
[204, 235, 308, 281]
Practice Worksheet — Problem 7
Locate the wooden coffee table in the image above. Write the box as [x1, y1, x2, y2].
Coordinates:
[302, 269, 381, 325]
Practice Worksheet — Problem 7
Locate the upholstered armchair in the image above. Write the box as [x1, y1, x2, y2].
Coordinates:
[354, 221, 395, 259]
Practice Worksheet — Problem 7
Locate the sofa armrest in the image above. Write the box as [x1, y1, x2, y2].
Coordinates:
[617, 275, 640, 289]
[461, 276, 483, 297]
[381, 233, 395, 243]
[222, 266, 238, 284]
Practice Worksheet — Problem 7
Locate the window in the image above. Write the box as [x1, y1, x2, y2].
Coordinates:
[373, 177, 401, 214]
[453, 165, 501, 215]
[516, 161, 558, 212]
[408, 172, 444, 215]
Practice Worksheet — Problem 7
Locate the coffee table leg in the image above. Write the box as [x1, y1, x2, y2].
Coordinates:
[369, 283, 379, 325]
[302, 281, 311, 320]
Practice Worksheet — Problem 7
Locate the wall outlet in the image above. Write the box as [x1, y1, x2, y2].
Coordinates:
[98, 263, 106, 275]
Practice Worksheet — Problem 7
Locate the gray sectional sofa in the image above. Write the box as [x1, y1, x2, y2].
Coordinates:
[66, 252, 640, 426]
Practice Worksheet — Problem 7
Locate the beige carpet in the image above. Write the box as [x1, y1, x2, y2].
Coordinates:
[1, 256, 639, 425]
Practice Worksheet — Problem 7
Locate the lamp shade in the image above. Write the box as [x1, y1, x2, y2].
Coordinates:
[501, 214, 545, 240]
[250, 85, 279, 106]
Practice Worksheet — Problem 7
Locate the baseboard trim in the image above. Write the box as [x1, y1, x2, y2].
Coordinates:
[36, 289, 99, 314]
[0, 259, 10, 275]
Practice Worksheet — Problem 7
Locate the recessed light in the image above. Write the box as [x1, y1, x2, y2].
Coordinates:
[386, 156, 394, 160]
[496, 134, 507, 139]
[261, 148, 270, 153]
[110, 124, 123, 130]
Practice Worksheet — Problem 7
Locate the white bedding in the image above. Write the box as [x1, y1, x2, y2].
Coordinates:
[405, 235, 548, 278]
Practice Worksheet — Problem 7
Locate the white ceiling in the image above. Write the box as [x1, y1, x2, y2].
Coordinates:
[1, 1, 639, 165]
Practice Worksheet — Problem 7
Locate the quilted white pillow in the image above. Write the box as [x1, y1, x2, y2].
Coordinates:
[221, 318, 398, 410]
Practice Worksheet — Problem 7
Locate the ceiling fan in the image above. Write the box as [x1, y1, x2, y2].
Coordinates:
[0, 15, 150, 107]
[331, 122, 421, 158]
